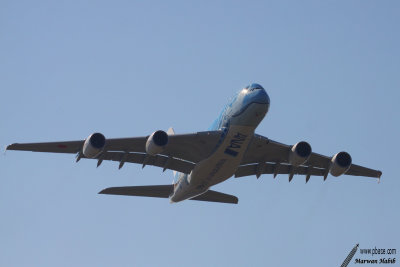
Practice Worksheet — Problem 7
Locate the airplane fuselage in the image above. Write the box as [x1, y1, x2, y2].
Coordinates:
[170, 84, 270, 202]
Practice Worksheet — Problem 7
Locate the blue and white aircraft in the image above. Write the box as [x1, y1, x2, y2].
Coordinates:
[6, 84, 382, 204]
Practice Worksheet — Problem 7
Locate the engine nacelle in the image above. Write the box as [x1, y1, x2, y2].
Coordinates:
[329, 151, 352, 177]
[289, 141, 312, 166]
[146, 130, 168, 155]
[82, 133, 106, 158]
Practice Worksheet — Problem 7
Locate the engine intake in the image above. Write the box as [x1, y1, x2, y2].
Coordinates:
[83, 133, 106, 158]
[329, 151, 352, 177]
[146, 130, 168, 155]
[289, 141, 312, 166]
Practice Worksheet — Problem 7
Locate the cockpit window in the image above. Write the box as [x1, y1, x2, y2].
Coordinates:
[247, 83, 264, 91]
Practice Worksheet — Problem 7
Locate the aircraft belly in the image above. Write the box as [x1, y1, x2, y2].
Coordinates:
[190, 125, 255, 188]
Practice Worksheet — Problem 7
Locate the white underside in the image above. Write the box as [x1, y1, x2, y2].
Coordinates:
[170, 125, 255, 202]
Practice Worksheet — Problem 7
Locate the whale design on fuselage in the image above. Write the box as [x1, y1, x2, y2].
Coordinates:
[170, 83, 270, 203]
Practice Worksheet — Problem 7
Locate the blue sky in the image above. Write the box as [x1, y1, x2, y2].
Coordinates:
[1, 1, 399, 266]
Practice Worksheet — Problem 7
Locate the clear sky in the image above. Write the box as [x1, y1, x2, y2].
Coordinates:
[1, 1, 399, 266]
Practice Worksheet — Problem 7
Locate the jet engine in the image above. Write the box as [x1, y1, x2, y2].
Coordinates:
[82, 133, 106, 158]
[289, 141, 312, 166]
[146, 130, 168, 155]
[329, 151, 352, 177]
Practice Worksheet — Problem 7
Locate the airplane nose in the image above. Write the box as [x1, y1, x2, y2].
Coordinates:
[247, 83, 270, 105]
[256, 87, 270, 105]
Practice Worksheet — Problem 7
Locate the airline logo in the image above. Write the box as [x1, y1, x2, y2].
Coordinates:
[224, 132, 247, 157]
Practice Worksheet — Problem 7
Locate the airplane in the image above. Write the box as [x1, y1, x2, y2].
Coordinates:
[6, 83, 382, 204]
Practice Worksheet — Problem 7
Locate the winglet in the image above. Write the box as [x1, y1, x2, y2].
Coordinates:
[5, 143, 15, 151]
[377, 171, 382, 184]
[5, 143, 19, 153]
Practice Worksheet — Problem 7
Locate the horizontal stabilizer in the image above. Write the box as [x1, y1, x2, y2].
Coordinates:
[99, 185, 173, 198]
[99, 185, 238, 204]
[191, 190, 238, 204]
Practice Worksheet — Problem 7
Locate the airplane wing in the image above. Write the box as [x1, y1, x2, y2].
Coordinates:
[237, 134, 382, 181]
[6, 131, 222, 174]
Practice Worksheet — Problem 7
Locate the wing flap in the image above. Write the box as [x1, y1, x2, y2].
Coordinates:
[235, 162, 381, 180]
[92, 152, 194, 174]
[235, 163, 326, 178]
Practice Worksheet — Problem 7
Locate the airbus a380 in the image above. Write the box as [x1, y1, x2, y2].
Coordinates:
[7, 83, 382, 204]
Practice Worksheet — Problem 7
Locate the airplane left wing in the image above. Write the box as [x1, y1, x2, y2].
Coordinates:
[237, 134, 382, 181]
[6, 131, 222, 173]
